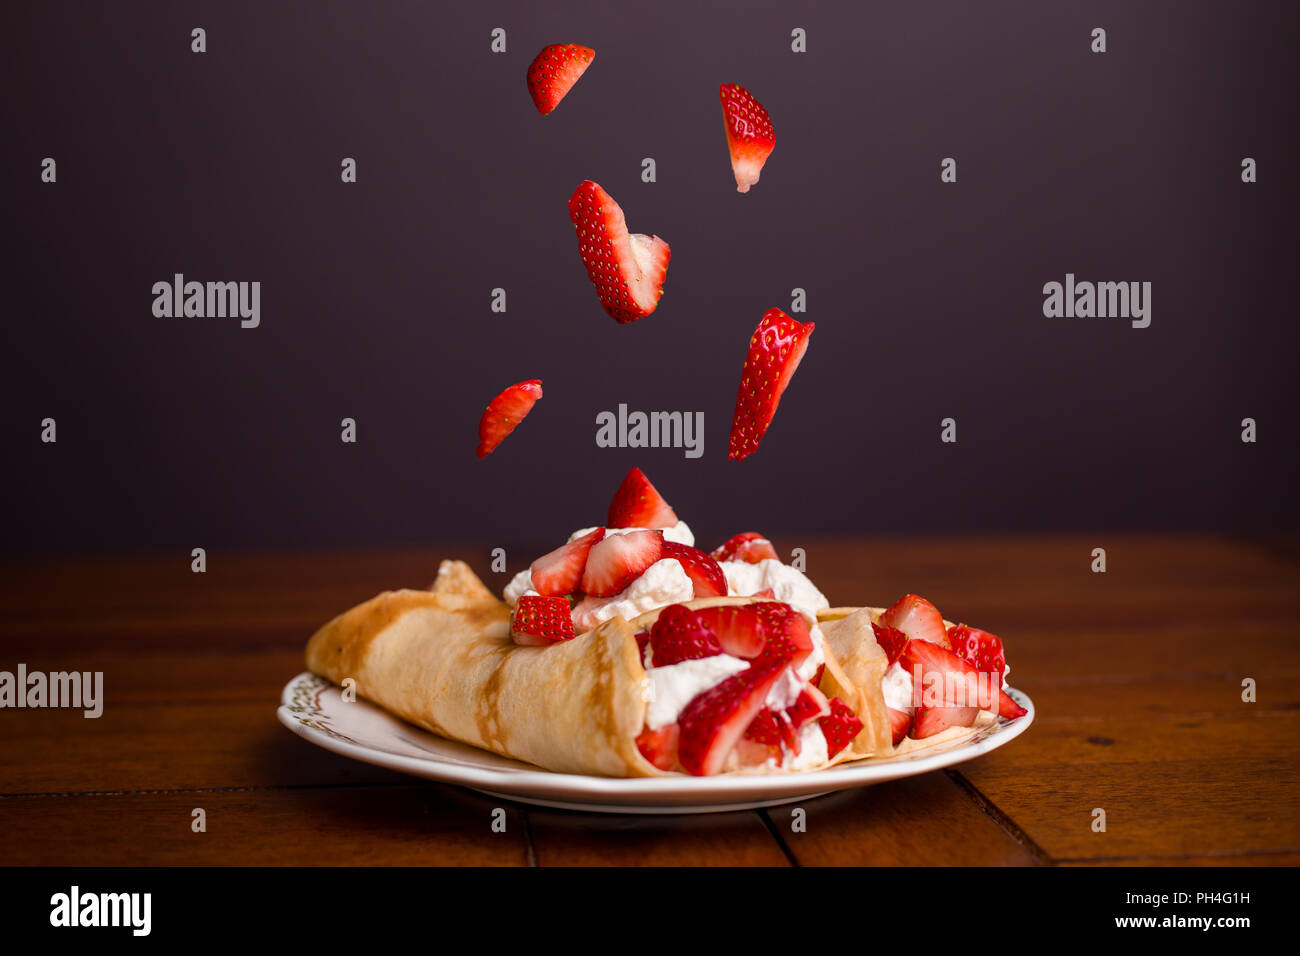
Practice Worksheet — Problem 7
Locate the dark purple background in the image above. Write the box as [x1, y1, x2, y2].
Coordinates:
[4, 0, 1297, 556]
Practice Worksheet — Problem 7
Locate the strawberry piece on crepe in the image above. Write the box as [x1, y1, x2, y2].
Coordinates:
[901, 637, 998, 711]
[711, 532, 778, 564]
[581, 529, 663, 597]
[526, 44, 595, 115]
[948, 624, 1007, 683]
[607, 466, 678, 528]
[476, 380, 542, 458]
[871, 623, 908, 666]
[911, 705, 980, 740]
[997, 689, 1028, 719]
[887, 707, 913, 745]
[648, 604, 724, 666]
[635, 723, 679, 771]
[719, 82, 774, 193]
[511, 595, 576, 646]
[662, 542, 727, 598]
[786, 685, 831, 728]
[530, 527, 605, 597]
[689, 604, 768, 659]
[568, 181, 670, 324]
[752, 602, 814, 668]
[678, 658, 787, 775]
[879, 594, 950, 648]
[727, 308, 813, 460]
[820, 697, 863, 758]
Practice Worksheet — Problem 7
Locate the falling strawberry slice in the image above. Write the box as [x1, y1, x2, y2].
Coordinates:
[948, 624, 1007, 683]
[720, 82, 774, 193]
[511, 595, 576, 646]
[872, 622, 908, 666]
[648, 604, 723, 666]
[727, 308, 813, 460]
[711, 532, 778, 564]
[887, 707, 913, 745]
[606, 466, 678, 528]
[530, 527, 605, 597]
[581, 529, 663, 597]
[678, 658, 787, 775]
[568, 181, 670, 324]
[661, 542, 727, 598]
[820, 698, 864, 758]
[878, 594, 950, 649]
[476, 380, 542, 458]
[526, 43, 595, 115]
[911, 705, 980, 739]
[635, 723, 679, 771]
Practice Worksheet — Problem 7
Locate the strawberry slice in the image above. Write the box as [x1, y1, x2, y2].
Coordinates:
[510, 595, 576, 646]
[711, 532, 778, 564]
[678, 658, 787, 776]
[580, 529, 663, 597]
[997, 689, 1028, 720]
[948, 624, 1006, 682]
[872, 622, 908, 666]
[689, 604, 768, 659]
[634, 630, 650, 661]
[720, 82, 774, 193]
[787, 684, 831, 728]
[476, 380, 542, 458]
[526, 43, 595, 115]
[728, 309, 813, 461]
[752, 602, 814, 668]
[901, 638, 998, 711]
[606, 466, 678, 528]
[529, 527, 605, 597]
[744, 708, 791, 748]
[751, 588, 776, 599]
[911, 705, 980, 739]
[648, 604, 723, 666]
[635, 723, 679, 771]
[820, 697, 863, 758]
[879, 594, 950, 648]
[662, 542, 727, 598]
[569, 181, 670, 324]
[887, 707, 913, 745]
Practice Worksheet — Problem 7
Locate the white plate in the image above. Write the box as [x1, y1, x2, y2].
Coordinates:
[277, 671, 1034, 814]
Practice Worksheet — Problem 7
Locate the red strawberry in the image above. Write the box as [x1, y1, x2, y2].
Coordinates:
[871, 622, 908, 666]
[635, 723, 679, 771]
[810, 662, 825, 687]
[607, 467, 678, 528]
[719, 82, 774, 193]
[751, 588, 776, 599]
[997, 689, 1028, 719]
[752, 602, 814, 668]
[728, 309, 813, 460]
[820, 697, 863, 758]
[526, 44, 595, 115]
[648, 604, 723, 666]
[787, 684, 831, 728]
[689, 604, 767, 659]
[711, 532, 778, 564]
[887, 707, 913, 745]
[661, 542, 727, 598]
[529, 527, 605, 597]
[948, 624, 1006, 682]
[911, 705, 980, 739]
[677, 658, 787, 776]
[901, 638, 997, 710]
[634, 630, 650, 661]
[568, 181, 670, 323]
[743, 708, 789, 747]
[476, 380, 542, 458]
[878, 594, 950, 648]
[510, 595, 576, 646]
[580, 529, 663, 597]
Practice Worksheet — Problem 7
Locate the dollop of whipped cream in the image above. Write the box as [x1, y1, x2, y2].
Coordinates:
[643, 653, 750, 730]
[570, 559, 694, 633]
[568, 521, 694, 547]
[719, 559, 830, 619]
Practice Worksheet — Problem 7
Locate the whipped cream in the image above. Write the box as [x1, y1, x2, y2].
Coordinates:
[643, 653, 750, 729]
[719, 559, 829, 619]
[785, 720, 830, 771]
[570, 558, 694, 632]
[882, 661, 915, 713]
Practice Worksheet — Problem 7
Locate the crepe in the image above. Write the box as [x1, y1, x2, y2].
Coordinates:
[304, 564, 884, 776]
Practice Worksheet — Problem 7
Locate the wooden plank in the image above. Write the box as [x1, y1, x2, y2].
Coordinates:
[0, 786, 528, 866]
[1065, 852, 1300, 866]
[770, 772, 1043, 866]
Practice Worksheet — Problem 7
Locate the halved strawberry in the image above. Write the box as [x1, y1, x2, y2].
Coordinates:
[661, 542, 727, 598]
[569, 181, 670, 324]
[720, 82, 774, 193]
[820, 697, 863, 758]
[744, 708, 791, 748]
[728, 309, 813, 461]
[580, 529, 663, 597]
[911, 705, 979, 739]
[878, 594, 950, 648]
[752, 602, 814, 668]
[635, 723, 679, 771]
[711, 532, 778, 564]
[607, 467, 678, 528]
[529, 527, 605, 597]
[948, 624, 1006, 682]
[690, 604, 768, 659]
[887, 707, 913, 746]
[476, 380, 542, 458]
[526, 43, 594, 115]
[997, 689, 1028, 720]
[511, 595, 576, 646]
[786, 684, 831, 728]
[648, 604, 723, 666]
[678, 658, 787, 776]
[871, 622, 908, 666]
[901, 638, 997, 710]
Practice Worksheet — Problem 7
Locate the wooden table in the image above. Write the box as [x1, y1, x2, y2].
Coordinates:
[2, 535, 1297, 866]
